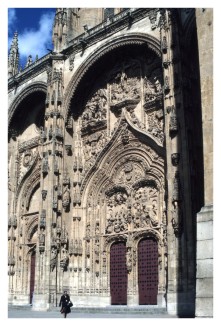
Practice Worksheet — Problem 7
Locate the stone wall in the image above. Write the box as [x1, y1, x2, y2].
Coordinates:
[195, 205, 213, 317]
[195, 8, 213, 317]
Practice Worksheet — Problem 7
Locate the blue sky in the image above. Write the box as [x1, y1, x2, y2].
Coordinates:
[8, 8, 56, 69]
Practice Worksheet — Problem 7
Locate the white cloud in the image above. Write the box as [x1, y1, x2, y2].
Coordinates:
[8, 8, 17, 34]
[18, 11, 55, 67]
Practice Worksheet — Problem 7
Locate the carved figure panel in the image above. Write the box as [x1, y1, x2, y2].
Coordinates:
[115, 161, 144, 186]
[132, 185, 159, 229]
[81, 89, 107, 134]
[110, 73, 141, 106]
[105, 183, 161, 235]
[147, 111, 164, 144]
[18, 149, 38, 185]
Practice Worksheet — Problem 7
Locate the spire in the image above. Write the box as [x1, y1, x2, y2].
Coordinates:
[52, 8, 67, 52]
[8, 31, 19, 78]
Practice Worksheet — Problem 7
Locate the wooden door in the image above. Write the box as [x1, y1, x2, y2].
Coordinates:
[110, 242, 127, 305]
[138, 238, 158, 305]
[29, 252, 36, 304]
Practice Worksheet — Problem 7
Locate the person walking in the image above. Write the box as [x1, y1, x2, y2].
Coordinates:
[59, 290, 72, 318]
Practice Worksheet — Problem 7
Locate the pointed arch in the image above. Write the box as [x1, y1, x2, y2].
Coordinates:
[63, 33, 161, 124]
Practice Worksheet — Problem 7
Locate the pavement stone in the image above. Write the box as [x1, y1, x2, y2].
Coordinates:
[8, 306, 176, 318]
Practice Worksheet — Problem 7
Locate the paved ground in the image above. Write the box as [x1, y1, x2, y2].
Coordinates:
[8, 308, 176, 318]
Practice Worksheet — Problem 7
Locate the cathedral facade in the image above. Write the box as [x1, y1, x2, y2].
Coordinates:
[8, 8, 213, 317]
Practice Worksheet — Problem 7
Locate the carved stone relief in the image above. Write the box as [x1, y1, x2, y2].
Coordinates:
[110, 72, 141, 108]
[147, 111, 164, 144]
[81, 89, 107, 134]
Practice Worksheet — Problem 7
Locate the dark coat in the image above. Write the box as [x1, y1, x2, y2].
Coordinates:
[59, 294, 71, 314]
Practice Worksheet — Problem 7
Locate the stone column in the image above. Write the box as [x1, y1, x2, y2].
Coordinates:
[195, 8, 213, 318]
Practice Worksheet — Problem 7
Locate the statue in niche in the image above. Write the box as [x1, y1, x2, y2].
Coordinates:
[86, 223, 90, 237]
[62, 185, 70, 210]
[148, 201, 159, 226]
[95, 223, 100, 235]
[39, 230, 45, 246]
[50, 247, 57, 271]
[126, 249, 132, 273]
[171, 202, 182, 236]
[60, 244, 68, 270]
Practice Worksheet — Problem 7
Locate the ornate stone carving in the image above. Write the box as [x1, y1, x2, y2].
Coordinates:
[40, 127, 47, 143]
[54, 159, 59, 174]
[22, 150, 33, 167]
[65, 144, 72, 155]
[52, 198, 58, 210]
[126, 248, 132, 273]
[63, 169, 70, 185]
[69, 53, 75, 71]
[121, 124, 130, 145]
[81, 89, 107, 134]
[148, 9, 158, 30]
[172, 171, 181, 203]
[39, 230, 45, 252]
[8, 215, 17, 228]
[132, 186, 159, 228]
[105, 190, 128, 234]
[147, 111, 164, 144]
[110, 70, 140, 113]
[127, 109, 143, 129]
[41, 190, 47, 200]
[164, 76, 170, 94]
[60, 226, 68, 245]
[8, 256, 15, 266]
[171, 153, 180, 166]
[42, 155, 49, 174]
[18, 137, 40, 153]
[83, 131, 108, 172]
[60, 244, 69, 271]
[143, 75, 163, 129]
[161, 36, 167, 53]
[171, 203, 183, 237]
[169, 105, 178, 135]
[40, 212, 46, 229]
[62, 185, 70, 211]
